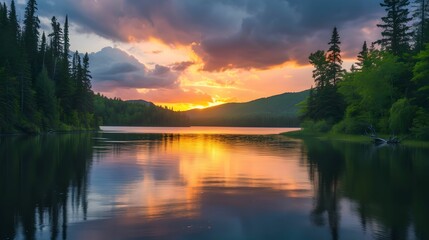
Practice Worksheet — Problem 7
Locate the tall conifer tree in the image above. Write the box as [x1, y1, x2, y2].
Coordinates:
[327, 27, 343, 85]
[377, 0, 413, 55]
[309, 50, 329, 88]
[8, 0, 19, 42]
[356, 41, 372, 70]
[23, 0, 40, 77]
[413, 0, 429, 51]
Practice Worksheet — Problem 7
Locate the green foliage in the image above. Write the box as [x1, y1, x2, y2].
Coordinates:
[309, 51, 329, 88]
[0, 68, 18, 132]
[301, 120, 332, 133]
[412, 43, 429, 107]
[412, 0, 429, 52]
[389, 98, 416, 134]
[188, 91, 308, 127]
[305, 85, 345, 123]
[327, 27, 344, 85]
[94, 94, 190, 127]
[411, 108, 429, 139]
[332, 105, 371, 134]
[338, 53, 410, 133]
[0, 0, 98, 133]
[304, 28, 346, 127]
[377, 0, 413, 55]
[35, 67, 58, 129]
[356, 41, 371, 70]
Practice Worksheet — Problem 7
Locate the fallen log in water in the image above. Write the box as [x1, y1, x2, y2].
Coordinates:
[366, 126, 400, 145]
[371, 136, 400, 145]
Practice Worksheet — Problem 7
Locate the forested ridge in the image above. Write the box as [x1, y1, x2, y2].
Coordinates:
[185, 90, 308, 127]
[302, 0, 429, 140]
[0, 0, 95, 133]
[0, 0, 190, 133]
[93, 94, 190, 127]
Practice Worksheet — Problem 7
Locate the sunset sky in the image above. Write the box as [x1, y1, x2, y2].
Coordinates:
[18, 0, 384, 110]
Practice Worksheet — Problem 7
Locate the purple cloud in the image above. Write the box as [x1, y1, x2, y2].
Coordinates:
[38, 0, 384, 71]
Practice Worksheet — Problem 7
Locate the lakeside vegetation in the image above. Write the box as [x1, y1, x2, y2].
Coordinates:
[94, 94, 190, 127]
[0, 0, 95, 133]
[282, 130, 429, 148]
[0, 0, 191, 133]
[300, 0, 429, 141]
[3, 0, 429, 134]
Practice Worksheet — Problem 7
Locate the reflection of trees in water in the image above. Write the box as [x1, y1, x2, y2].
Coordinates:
[303, 138, 429, 240]
[341, 145, 429, 240]
[303, 139, 344, 240]
[0, 134, 93, 240]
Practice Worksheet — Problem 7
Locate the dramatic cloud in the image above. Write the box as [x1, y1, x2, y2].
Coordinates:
[38, 0, 384, 71]
[89, 47, 179, 91]
[170, 61, 195, 72]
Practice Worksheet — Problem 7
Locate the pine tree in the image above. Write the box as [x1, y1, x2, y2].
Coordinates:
[39, 32, 46, 66]
[413, 0, 429, 51]
[82, 53, 93, 113]
[49, 16, 62, 59]
[327, 27, 343, 85]
[23, 0, 40, 78]
[8, 0, 19, 42]
[2, 1, 20, 74]
[72, 51, 84, 112]
[48, 16, 63, 98]
[57, 15, 74, 120]
[356, 41, 371, 70]
[412, 44, 429, 107]
[63, 15, 70, 61]
[0, 4, 5, 26]
[0, 3, 6, 68]
[309, 50, 329, 88]
[0, 1, 97, 132]
[377, 0, 413, 55]
[35, 67, 57, 128]
[304, 28, 346, 123]
[0, 68, 19, 131]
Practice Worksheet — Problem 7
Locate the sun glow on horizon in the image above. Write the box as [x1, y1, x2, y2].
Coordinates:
[90, 37, 361, 111]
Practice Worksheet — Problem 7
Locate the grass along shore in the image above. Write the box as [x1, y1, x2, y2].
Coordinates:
[281, 130, 429, 148]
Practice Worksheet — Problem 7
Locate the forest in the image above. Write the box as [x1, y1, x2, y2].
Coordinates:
[0, 0, 95, 133]
[93, 94, 190, 127]
[0, 0, 189, 133]
[302, 0, 429, 140]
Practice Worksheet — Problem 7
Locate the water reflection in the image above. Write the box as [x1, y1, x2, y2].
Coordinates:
[302, 138, 429, 240]
[0, 134, 93, 240]
[1, 130, 429, 240]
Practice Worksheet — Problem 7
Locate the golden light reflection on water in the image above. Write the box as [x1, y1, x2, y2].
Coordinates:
[95, 132, 312, 220]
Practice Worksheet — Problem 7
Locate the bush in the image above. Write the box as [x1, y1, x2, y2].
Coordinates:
[301, 120, 332, 133]
[411, 109, 429, 140]
[331, 105, 371, 134]
[332, 118, 369, 134]
[389, 98, 416, 134]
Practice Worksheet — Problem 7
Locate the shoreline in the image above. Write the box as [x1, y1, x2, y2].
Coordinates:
[281, 130, 429, 148]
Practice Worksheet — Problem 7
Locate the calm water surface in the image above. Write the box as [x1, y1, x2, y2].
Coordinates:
[1, 127, 428, 240]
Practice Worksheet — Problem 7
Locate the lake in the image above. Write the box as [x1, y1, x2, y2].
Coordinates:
[1, 127, 428, 240]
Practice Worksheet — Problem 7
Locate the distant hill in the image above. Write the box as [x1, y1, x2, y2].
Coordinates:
[185, 90, 309, 127]
[126, 99, 155, 106]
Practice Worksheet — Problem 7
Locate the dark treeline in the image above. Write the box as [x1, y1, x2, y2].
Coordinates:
[94, 94, 190, 126]
[0, 0, 190, 133]
[302, 0, 429, 140]
[0, 0, 96, 133]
